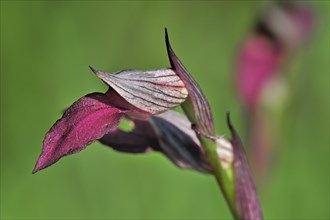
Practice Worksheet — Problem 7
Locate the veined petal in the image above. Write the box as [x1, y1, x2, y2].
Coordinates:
[33, 93, 124, 174]
[227, 113, 263, 220]
[165, 29, 214, 135]
[151, 111, 211, 173]
[90, 67, 188, 115]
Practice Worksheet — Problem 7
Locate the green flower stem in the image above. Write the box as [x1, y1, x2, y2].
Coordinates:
[198, 135, 239, 220]
[181, 100, 239, 219]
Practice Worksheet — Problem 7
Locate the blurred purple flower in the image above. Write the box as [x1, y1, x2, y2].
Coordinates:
[236, 1, 315, 179]
[237, 1, 314, 111]
[237, 34, 282, 110]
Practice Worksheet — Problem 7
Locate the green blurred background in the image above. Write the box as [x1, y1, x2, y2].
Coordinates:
[1, 1, 329, 219]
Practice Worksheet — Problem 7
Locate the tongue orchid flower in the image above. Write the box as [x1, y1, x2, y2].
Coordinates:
[34, 29, 263, 220]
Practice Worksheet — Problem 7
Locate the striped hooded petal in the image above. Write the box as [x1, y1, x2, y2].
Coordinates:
[99, 111, 211, 173]
[90, 67, 188, 115]
[165, 29, 215, 135]
[33, 92, 126, 173]
[227, 113, 263, 220]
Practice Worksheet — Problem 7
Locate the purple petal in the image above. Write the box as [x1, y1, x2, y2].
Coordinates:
[151, 111, 211, 173]
[99, 111, 211, 173]
[227, 113, 263, 220]
[165, 29, 215, 135]
[33, 93, 124, 173]
[90, 67, 188, 115]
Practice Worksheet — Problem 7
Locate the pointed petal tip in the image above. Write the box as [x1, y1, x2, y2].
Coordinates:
[32, 154, 53, 174]
[32, 155, 42, 174]
[226, 111, 233, 132]
[89, 65, 97, 74]
[164, 28, 172, 62]
[32, 168, 39, 174]
[165, 27, 169, 41]
[89, 66, 107, 82]
[32, 161, 43, 174]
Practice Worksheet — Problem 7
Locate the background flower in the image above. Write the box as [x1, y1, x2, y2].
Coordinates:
[236, 1, 316, 182]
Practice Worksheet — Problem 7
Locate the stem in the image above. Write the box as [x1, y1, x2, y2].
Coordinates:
[181, 100, 239, 219]
[198, 135, 239, 220]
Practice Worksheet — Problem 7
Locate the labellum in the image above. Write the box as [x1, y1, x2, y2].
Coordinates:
[100, 110, 211, 173]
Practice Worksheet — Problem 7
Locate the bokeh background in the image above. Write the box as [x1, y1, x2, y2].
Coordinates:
[1, 1, 329, 219]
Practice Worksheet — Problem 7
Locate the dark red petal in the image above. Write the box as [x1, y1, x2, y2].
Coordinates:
[99, 117, 161, 153]
[33, 93, 124, 174]
[165, 29, 215, 135]
[227, 113, 263, 220]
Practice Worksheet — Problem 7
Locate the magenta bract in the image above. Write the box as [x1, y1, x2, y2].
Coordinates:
[33, 92, 124, 173]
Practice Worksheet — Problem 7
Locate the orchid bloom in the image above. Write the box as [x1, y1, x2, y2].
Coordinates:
[33, 68, 188, 173]
[236, 1, 314, 179]
[34, 29, 263, 220]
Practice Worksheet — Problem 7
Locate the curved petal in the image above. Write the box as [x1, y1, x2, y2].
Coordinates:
[99, 111, 211, 173]
[90, 67, 188, 115]
[227, 113, 263, 219]
[151, 111, 211, 173]
[33, 93, 124, 173]
[165, 29, 214, 135]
